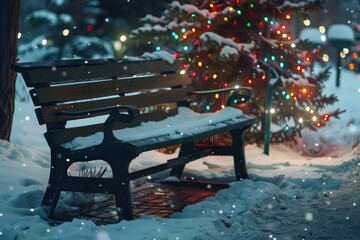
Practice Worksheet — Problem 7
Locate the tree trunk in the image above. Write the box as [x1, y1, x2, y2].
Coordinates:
[0, 0, 20, 141]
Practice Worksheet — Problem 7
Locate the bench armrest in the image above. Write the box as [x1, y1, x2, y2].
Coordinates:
[102, 105, 140, 143]
[190, 87, 253, 105]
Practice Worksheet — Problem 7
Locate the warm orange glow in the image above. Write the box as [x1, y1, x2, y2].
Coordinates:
[349, 63, 355, 70]
[261, 75, 266, 80]
[282, 25, 286, 30]
[323, 114, 329, 121]
[192, 28, 196, 33]
[316, 122, 321, 127]
[276, 30, 281, 35]
[248, 79, 253, 84]
[302, 88, 307, 93]
[221, 104, 225, 109]
[286, 14, 291, 20]
[352, 52, 358, 59]
[215, 93, 219, 99]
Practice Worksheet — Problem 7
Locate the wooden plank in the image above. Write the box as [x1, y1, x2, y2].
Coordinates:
[32, 73, 191, 105]
[46, 109, 178, 145]
[11, 58, 115, 71]
[37, 87, 193, 124]
[15, 59, 184, 87]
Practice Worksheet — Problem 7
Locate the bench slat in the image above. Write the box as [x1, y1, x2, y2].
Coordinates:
[36, 87, 193, 124]
[45, 109, 179, 145]
[31, 73, 191, 105]
[15, 59, 184, 87]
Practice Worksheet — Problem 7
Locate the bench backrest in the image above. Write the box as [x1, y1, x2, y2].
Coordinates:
[12, 58, 194, 146]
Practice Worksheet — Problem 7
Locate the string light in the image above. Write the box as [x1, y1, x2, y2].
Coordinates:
[349, 63, 355, 70]
[62, 29, 69, 36]
[86, 25, 93, 32]
[120, 35, 127, 42]
[303, 19, 311, 26]
[323, 114, 329, 121]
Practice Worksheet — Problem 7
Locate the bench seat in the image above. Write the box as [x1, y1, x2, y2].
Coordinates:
[61, 107, 253, 153]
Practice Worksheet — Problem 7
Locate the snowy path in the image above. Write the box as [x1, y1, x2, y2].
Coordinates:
[263, 160, 360, 240]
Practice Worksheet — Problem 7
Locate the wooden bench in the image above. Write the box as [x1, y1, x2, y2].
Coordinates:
[11, 58, 256, 221]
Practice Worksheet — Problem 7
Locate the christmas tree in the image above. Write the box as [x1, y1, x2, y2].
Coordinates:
[131, 0, 344, 144]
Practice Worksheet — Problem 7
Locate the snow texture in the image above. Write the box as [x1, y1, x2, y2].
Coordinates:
[327, 24, 355, 41]
[141, 51, 176, 64]
[299, 28, 324, 44]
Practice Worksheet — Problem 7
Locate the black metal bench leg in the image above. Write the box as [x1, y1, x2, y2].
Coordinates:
[114, 179, 133, 220]
[41, 151, 67, 217]
[111, 153, 135, 221]
[230, 127, 250, 180]
[169, 142, 195, 179]
[41, 179, 61, 217]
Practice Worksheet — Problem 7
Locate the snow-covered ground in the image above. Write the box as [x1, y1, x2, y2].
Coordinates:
[1, 65, 360, 239]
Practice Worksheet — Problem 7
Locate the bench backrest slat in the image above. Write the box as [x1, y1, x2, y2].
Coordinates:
[17, 59, 184, 87]
[31, 73, 190, 105]
[36, 87, 193, 124]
